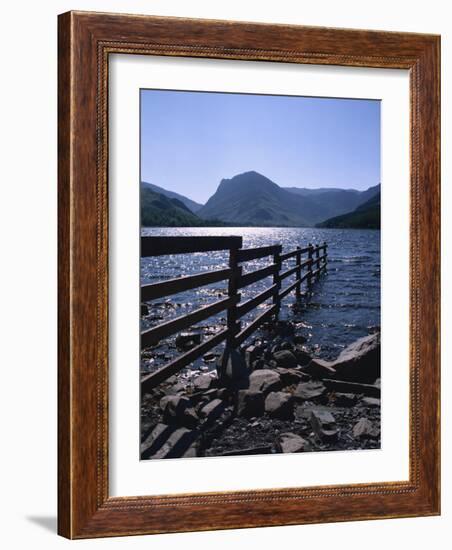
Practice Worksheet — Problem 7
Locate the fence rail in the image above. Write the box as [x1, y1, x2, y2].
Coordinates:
[140, 236, 328, 393]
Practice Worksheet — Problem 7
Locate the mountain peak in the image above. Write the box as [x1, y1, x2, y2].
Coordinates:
[217, 171, 279, 194]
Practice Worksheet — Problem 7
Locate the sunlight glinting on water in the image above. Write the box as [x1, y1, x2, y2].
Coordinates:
[141, 227, 380, 366]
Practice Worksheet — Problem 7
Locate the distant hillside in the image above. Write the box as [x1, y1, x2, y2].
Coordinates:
[141, 181, 203, 213]
[283, 184, 380, 221]
[316, 191, 381, 229]
[141, 183, 225, 227]
[198, 171, 334, 227]
[198, 172, 380, 227]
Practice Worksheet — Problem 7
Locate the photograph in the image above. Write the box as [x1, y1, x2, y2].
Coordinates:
[139, 89, 382, 460]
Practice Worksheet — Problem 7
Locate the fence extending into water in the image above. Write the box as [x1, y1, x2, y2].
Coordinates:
[140, 236, 328, 392]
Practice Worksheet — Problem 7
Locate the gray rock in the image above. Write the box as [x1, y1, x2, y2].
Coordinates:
[141, 423, 199, 459]
[159, 395, 198, 428]
[237, 389, 265, 418]
[193, 373, 217, 391]
[265, 392, 294, 420]
[159, 394, 190, 415]
[310, 409, 338, 441]
[353, 417, 380, 439]
[175, 332, 202, 350]
[216, 348, 249, 389]
[248, 369, 282, 395]
[295, 380, 327, 401]
[304, 357, 337, 379]
[164, 381, 187, 395]
[273, 350, 298, 369]
[333, 333, 380, 383]
[199, 399, 226, 423]
[192, 388, 218, 406]
[361, 396, 381, 408]
[276, 432, 308, 453]
[275, 367, 306, 386]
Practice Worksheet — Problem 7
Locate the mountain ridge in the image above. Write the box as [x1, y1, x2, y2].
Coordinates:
[140, 172, 381, 228]
[140, 183, 226, 227]
[141, 181, 203, 213]
[198, 171, 312, 226]
[198, 171, 380, 227]
[316, 190, 381, 229]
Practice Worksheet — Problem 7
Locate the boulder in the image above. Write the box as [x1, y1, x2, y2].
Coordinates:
[164, 381, 187, 395]
[265, 392, 294, 420]
[302, 333, 380, 383]
[310, 409, 338, 441]
[295, 380, 327, 401]
[159, 395, 198, 428]
[175, 332, 202, 350]
[216, 348, 249, 389]
[198, 399, 226, 423]
[237, 389, 265, 418]
[353, 417, 380, 439]
[192, 388, 218, 406]
[193, 373, 217, 392]
[248, 369, 282, 395]
[304, 358, 337, 379]
[273, 350, 298, 369]
[333, 333, 380, 383]
[276, 432, 308, 453]
[275, 367, 306, 386]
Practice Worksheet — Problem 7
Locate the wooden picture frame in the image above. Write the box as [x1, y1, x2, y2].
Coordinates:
[58, 11, 440, 539]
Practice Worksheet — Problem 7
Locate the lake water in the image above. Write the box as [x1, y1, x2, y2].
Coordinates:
[141, 227, 380, 366]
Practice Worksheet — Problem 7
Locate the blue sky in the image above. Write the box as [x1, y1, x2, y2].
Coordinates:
[141, 89, 380, 204]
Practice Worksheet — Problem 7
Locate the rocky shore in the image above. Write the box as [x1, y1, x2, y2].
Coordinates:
[140, 321, 381, 459]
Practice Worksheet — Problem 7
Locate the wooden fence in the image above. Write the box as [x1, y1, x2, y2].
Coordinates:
[140, 236, 327, 392]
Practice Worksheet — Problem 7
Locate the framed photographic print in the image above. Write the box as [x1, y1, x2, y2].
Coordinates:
[58, 11, 440, 538]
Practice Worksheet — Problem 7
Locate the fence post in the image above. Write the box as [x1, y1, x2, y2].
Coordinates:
[307, 243, 313, 291]
[295, 246, 302, 300]
[315, 244, 321, 279]
[273, 245, 282, 319]
[226, 242, 242, 348]
[323, 241, 328, 273]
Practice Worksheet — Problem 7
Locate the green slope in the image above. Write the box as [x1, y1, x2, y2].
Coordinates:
[141, 181, 203, 213]
[316, 192, 381, 229]
[141, 183, 225, 227]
